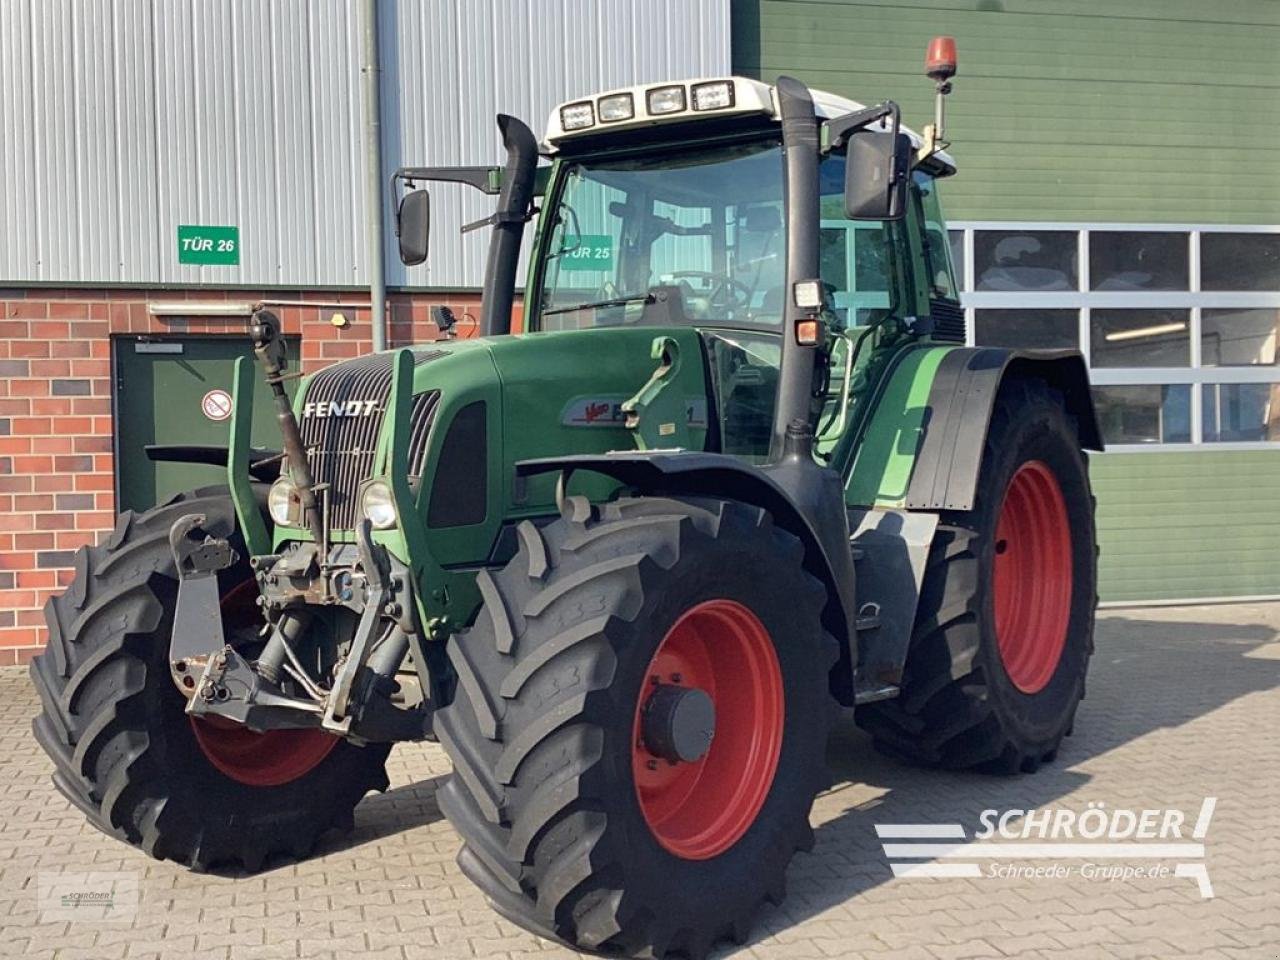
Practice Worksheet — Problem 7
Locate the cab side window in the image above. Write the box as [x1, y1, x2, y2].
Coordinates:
[816, 150, 915, 328]
[913, 172, 958, 301]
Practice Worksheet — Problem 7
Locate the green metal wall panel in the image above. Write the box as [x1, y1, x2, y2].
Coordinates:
[1090, 451, 1280, 603]
[732, 0, 1280, 223]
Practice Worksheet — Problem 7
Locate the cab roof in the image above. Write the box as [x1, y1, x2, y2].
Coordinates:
[544, 75, 955, 174]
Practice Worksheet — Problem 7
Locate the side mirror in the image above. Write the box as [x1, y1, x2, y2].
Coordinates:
[844, 130, 908, 221]
[397, 189, 430, 265]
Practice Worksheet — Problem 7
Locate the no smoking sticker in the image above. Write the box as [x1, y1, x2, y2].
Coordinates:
[201, 389, 233, 422]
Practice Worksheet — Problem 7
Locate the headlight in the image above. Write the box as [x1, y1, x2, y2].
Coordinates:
[268, 477, 300, 527]
[691, 80, 734, 111]
[559, 101, 595, 131]
[597, 92, 635, 123]
[360, 480, 397, 530]
[646, 84, 686, 116]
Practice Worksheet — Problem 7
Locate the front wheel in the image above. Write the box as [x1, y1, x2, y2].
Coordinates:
[435, 496, 838, 959]
[29, 487, 391, 870]
[857, 377, 1097, 772]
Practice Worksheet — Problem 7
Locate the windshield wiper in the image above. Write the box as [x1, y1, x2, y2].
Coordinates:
[542, 293, 655, 317]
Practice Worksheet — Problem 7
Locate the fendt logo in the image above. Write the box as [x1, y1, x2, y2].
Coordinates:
[303, 400, 380, 419]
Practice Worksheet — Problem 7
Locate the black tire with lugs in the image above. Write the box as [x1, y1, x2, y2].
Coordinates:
[435, 495, 839, 958]
[29, 486, 391, 870]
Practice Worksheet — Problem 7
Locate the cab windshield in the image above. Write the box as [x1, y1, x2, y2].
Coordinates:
[537, 140, 788, 331]
[535, 138, 903, 333]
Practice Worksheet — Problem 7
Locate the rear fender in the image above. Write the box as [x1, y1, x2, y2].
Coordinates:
[904, 348, 1101, 512]
[840, 347, 1099, 697]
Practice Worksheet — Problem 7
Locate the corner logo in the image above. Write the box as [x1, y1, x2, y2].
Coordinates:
[583, 401, 614, 424]
[561, 396, 627, 427]
[560, 395, 710, 429]
[877, 798, 1217, 898]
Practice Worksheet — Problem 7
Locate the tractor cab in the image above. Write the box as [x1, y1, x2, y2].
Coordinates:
[530, 76, 956, 335]
[397, 75, 961, 469]
[518, 77, 961, 460]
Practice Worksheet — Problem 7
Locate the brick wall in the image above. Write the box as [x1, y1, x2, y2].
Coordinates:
[0, 287, 491, 665]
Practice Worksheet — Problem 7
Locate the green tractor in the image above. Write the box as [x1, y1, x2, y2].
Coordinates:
[32, 40, 1099, 959]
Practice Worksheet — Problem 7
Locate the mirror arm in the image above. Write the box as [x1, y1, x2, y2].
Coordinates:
[822, 100, 900, 154]
[391, 165, 501, 195]
[460, 205, 538, 235]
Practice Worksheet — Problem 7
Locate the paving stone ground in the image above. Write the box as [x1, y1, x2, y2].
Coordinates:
[2, 602, 1278, 959]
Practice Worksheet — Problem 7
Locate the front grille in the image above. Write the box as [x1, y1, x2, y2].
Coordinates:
[297, 350, 444, 530]
[407, 390, 441, 477]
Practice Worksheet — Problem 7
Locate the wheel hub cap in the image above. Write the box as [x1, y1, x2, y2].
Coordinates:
[631, 599, 784, 860]
[641, 684, 716, 764]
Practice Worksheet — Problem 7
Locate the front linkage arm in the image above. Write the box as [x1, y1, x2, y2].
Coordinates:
[167, 512, 323, 730]
[249, 309, 325, 544]
[171, 510, 431, 744]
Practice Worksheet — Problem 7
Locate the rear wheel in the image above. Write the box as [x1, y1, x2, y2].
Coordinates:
[29, 487, 391, 870]
[435, 495, 838, 958]
[857, 378, 1097, 772]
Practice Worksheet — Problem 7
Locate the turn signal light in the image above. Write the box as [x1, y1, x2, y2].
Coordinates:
[796, 320, 819, 345]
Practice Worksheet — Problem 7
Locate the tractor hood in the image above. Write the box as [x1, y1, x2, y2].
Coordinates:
[288, 326, 713, 565]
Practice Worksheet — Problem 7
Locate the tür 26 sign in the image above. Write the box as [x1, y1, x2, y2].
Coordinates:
[177, 225, 239, 266]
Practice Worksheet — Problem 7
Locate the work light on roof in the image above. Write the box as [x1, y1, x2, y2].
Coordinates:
[691, 80, 735, 111]
[598, 92, 635, 123]
[560, 101, 595, 131]
[646, 84, 687, 115]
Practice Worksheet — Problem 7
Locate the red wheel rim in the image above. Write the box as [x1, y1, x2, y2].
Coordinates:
[993, 460, 1073, 694]
[189, 580, 338, 787]
[632, 599, 783, 860]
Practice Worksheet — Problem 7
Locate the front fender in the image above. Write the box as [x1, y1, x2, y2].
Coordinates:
[515, 451, 859, 680]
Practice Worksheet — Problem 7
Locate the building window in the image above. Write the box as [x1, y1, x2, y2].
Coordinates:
[1093, 385, 1192, 445]
[1089, 231, 1189, 291]
[1202, 383, 1280, 442]
[974, 309, 1078, 350]
[1201, 233, 1280, 291]
[951, 223, 1280, 449]
[973, 230, 1077, 291]
[1090, 309, 1190, 368]
[1201, 308, 1278, 367]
